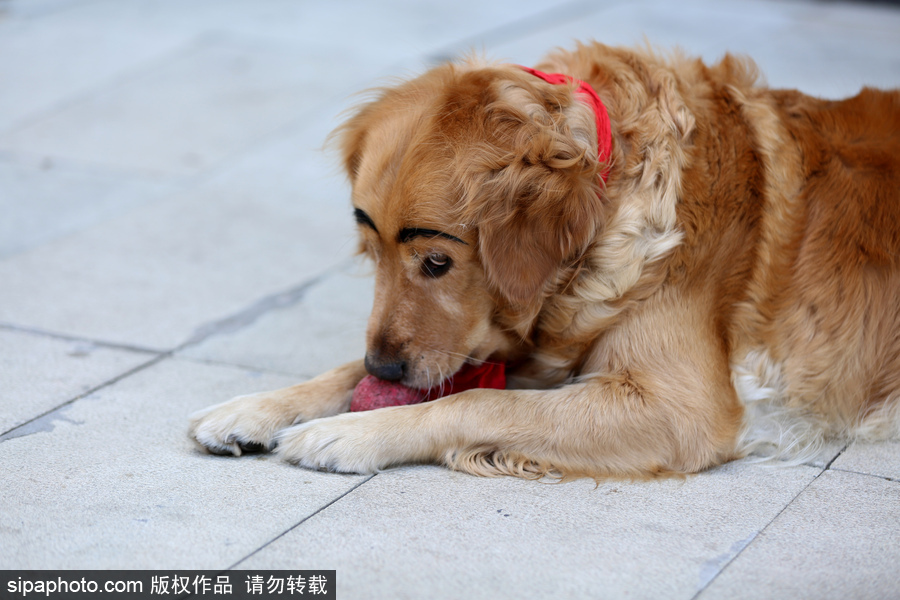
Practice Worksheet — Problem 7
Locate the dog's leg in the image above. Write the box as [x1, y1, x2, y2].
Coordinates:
[189, 360, 366, 456]
[275, 374, 742, 478]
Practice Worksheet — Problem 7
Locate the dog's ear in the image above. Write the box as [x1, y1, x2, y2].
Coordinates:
[334, 105, 372, 182]
[464, 76, 607, 306]
[333, 88, 398, 183]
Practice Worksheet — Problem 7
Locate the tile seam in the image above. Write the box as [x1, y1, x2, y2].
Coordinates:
[228, 474, 378, 570]
[0, 352, 168, 440]
[690, 466, 826, 600]
[175, 272, 332, 352]
[0, 321, 165, 354]
[822, 442, 849, 470]
[828, 467, 898, 484]
[169, 354, 316, 381]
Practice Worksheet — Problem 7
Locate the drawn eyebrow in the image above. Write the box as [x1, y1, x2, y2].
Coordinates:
[354, 208, 378, 233]
[398, 228, 467, 245]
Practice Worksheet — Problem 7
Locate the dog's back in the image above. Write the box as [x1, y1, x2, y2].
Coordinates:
[729, 86, 900, 455]
[534, 44, 900, 460]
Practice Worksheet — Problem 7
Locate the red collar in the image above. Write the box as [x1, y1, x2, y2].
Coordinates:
[519, 66, 612, 184]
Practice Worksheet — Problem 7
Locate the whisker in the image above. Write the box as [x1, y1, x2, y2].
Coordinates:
[437, 364, 447, 398]
[419, 345, 505, 367]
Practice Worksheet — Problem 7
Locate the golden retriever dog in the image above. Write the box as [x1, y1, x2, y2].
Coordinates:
[190, 42, 900, 479]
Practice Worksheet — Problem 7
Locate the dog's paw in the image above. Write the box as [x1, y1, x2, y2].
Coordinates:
[189, 393, 294, 456]
[276, 412, 408, 473]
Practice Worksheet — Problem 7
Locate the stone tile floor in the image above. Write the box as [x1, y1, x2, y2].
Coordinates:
[1, 0, 898, 598]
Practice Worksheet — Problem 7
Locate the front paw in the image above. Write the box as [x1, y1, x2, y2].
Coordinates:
[276, 412, 405, 474]
[189, 393, 293, 456]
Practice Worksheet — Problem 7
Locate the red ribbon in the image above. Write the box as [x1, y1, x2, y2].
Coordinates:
[519, 66, 612, 184]
[423, 361, 507, 401]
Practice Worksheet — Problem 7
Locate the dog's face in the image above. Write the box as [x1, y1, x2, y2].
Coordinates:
[338, 63, 606, 388]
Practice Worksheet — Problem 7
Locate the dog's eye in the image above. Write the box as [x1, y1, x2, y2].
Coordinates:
[421, 253, 452, 278]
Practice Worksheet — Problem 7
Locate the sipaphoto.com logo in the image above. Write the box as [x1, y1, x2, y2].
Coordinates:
[5, 575, 142, 597]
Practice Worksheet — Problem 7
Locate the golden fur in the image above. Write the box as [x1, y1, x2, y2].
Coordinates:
[190, 42, 900, 480]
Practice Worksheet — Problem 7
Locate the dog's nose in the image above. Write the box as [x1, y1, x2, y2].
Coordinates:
[364, 354, 406, 382]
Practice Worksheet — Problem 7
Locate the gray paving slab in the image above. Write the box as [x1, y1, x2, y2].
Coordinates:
[0, 1, 194, 134]
[0, 0, 578, 138]
[0, 357, 365, 569]
[239, 461, 819, 600]
[711, 4, 900, 99]
[0, 0, 91, 18]
[0, 123, 357, 351]
[0, 35, 373, 176]
[0, 158, 175, 259]
[180, 264, 373, 377]
[149, 0, 579, 67]
[830, 440, 900, 481]
[698, 470, 900, 600]
[486, 0, 900, 99]
[0, 328, 156, 434]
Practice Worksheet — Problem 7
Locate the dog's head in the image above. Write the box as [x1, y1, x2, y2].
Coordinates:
[337, 61, 607, 388]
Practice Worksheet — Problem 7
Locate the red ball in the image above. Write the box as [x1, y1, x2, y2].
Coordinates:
[350, 375, 426, 412]
[349, 361, 507, 412]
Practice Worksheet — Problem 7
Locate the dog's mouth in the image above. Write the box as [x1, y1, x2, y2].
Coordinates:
[364, 355, 506, 394]
[367, 349, 495, 391]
